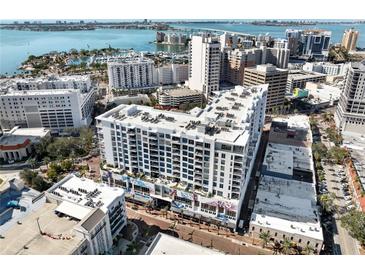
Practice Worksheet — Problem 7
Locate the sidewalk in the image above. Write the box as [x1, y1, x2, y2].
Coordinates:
[126, 205, 271, 255]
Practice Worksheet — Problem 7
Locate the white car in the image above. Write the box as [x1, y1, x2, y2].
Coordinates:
[346, 205, 355, 211]
[344, 196, 352, 201]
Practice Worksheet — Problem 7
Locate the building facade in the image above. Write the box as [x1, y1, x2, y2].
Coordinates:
[107, 57, 155, 90]
[0, 88, 96, 132]
[155, 64, 189, 85]
[13, 75, 92, 93]
[47, 174, 127, 251]
[335, 60, 365, 135]
[303, 62, 350, 76]
[157, 87, 204, 108]
[341, 28, 359, 51]
[96, 85, 268, 229]
[188, 35, 221, 98]
[244, 64, 288, 112]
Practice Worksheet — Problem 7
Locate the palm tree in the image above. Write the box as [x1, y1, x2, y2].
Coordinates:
[302, 243, 315, 255]
[259, 231, 271, 248]
[320, 193, 335, 213]
[281, 238, 293, 255]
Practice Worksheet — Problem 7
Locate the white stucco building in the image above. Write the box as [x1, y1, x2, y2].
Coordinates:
[12, 75, 92, 93]
[335, 60, 365, 135]
[107, 57, 155, 90]
[188, 35, 221, 98]
[96, 84, 267, 229]
[0, 88, 96, 132]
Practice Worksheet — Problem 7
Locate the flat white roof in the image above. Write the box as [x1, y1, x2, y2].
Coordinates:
[97, 85, 267, 145]
[55, 201, 91, 221]
[146, 233, 223, 255]
[251, 115, 322, 241]
[48, 175, 124, 213]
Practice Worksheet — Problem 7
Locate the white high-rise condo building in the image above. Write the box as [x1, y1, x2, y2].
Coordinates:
[335, 60, 365, 135]
[0, 88, 96, 132]
[108, 57, 155, 90]
[188, 35, 221, 98]
[97, 85, 268, 229]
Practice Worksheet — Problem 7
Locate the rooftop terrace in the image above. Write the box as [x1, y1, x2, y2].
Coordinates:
[97, 85, 267, 145]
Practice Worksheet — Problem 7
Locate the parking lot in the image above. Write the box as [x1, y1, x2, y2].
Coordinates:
[319, 162, 360, 255]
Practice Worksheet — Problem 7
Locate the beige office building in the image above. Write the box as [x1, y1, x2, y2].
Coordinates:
[244, 64, 288, 112]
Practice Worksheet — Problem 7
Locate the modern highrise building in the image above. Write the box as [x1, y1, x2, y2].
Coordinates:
[286, 29, 303, 56]
[335, 60, 365, 135]
[341, 28, 359, 51]
[188, 35, 221, 98]
[96, 85, 268, 229]
[220, 48, 262, 85]
[107, 57, 155, 90]
[244, 64, 288, 112]
[286, 29, 331, 59]
[300, 30, 332, 59]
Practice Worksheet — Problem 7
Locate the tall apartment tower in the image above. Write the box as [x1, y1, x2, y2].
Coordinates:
[341, 28, 359, 51]
[335, 60, 365, 135]
[188, 35, 221, 98]
[220, 48, 262, 85]
[107, 57, 155, 90]
[96, 85, 268, 229]
[286, 29, 303, 56]
[244, 64, 288, 113]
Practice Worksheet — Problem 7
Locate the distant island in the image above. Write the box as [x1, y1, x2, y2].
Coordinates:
[0, 20, 173, 32]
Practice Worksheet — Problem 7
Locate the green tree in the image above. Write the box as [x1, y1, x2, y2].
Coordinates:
[31, 176, 50, 192]
[341, 210, 365, 246]
[60, 159, 73, 171]
[328, 147, 349, 164]
[319, 193, 336, 213]
[281, 238, 293, 255]
[20, 169, 37, 185]
[302, 243, 315, 255]
[47, 167, 59, 182]
[259, 231, 271, 248]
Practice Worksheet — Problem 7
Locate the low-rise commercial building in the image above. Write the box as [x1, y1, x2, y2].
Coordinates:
[157, 87, 204, 108]
[97, 85, 268, 229]
[303, 62, 350, 76]
[0, 174, 127, 255]
[249, 115, 323, 254]
[0, 127, 50, 162]
[286, 70, 326, 94]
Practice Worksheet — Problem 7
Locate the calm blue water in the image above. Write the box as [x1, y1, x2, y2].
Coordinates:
[1, 23, 364, 75]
